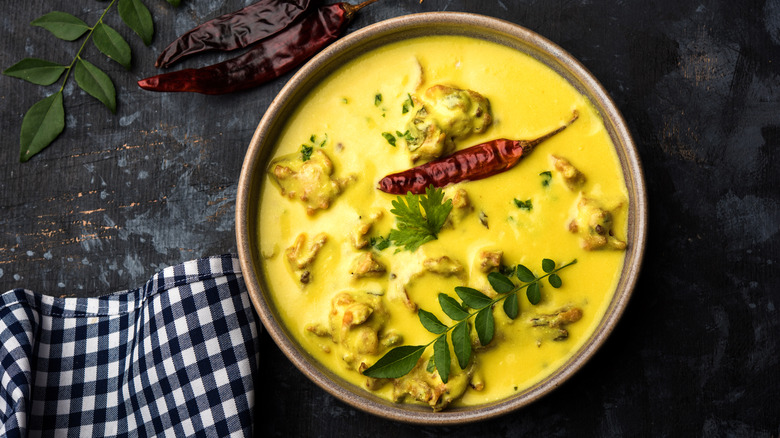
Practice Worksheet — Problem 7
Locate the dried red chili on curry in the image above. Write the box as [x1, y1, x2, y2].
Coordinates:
[155, 0, 313, 69]
[139, 1, 377, 94]
[377, 112, 579, 195]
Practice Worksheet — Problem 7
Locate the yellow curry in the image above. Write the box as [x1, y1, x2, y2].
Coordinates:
[257, 35, 628, 410]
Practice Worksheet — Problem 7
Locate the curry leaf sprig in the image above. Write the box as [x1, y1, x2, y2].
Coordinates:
[362, 258, 577, 382]
[3, 0, 174, 162]
[386, 185, 452, 252]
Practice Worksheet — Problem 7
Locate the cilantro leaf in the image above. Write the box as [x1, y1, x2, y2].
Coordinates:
[387, 186, 452, 252]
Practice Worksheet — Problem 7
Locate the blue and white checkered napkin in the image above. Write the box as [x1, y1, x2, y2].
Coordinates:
[0, 254, 260, 437]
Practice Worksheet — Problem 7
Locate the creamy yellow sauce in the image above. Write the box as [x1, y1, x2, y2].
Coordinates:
[257, 36, 628, 407]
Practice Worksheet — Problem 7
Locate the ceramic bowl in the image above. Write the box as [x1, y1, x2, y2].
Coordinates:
[236, 12, 647, 425]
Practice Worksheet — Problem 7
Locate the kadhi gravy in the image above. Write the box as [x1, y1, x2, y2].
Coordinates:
[257, 35, 628, 410]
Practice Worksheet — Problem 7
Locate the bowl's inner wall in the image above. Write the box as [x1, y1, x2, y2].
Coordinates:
[240, 13, 645, 424]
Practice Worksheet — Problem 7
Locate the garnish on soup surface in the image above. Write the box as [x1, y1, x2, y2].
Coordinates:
[257, 36, 628, 410]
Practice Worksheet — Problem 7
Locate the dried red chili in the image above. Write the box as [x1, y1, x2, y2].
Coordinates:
[155, 0, 313, 69]
[138, 0, 377, 94]
[377, 112, 579, 195]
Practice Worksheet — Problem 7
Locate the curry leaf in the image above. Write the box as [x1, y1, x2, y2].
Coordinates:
[515, 264, 536, 282]
[3, 58, 67, 86]
[438, 293, 469, 321]
[31, 11, 89, 41]
[92, 23, 132, 69]
[19, 92, 65, 162]
[549, 273, 562, 288]
[433, 336, 451, 383]
[503, 292, 519, 319]
[451, 322, 471, 369]
[474, 307, 495, 346]
[526, 282, 541, 305]
[418, 309, 448, 334]
[455, 286, 492, 309]
[73, 58, 116, 113]
[362, 345, 426, 379]
[542, 258, 556, 273]
[118, 0, 154, 45]
[487, 272, 515, 294]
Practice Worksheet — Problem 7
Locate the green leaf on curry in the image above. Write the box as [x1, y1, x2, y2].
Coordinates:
[487, 272, 515, 294]
[438, 293, 469, 321]
[118, 0, 154, 45]
[454, 286, 492, 309]
[526, 282, 541, 305]
[515, 264, 536, 282]
[418, 309, 448, 335]
[3, 58, 67, 86]
[451, 321, 471, 369]
[433, 336, 451, 383]
[74, 58, 116, 113]
[362, 345, 426, 379]
[542, 258, 556, 273]
[20, 92, 65, 162]
[474, 307, 495, 346]
[92, 22, 132, 69]
[503, 292, 519, 319]
[31, 11, 89, 41]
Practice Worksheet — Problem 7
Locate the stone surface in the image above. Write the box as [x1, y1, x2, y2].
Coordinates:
[1, 0, 778, 436]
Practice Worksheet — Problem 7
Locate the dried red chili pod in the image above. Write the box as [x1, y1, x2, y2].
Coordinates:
[155, 0, 313, 69]
[377, 112, 579, 195]
[138, 0, 377, 94]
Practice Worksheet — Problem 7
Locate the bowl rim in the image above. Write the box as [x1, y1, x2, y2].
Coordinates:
[236, 11, 648, 425]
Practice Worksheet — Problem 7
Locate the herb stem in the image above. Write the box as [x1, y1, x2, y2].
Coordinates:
[58, 0, 118, 93]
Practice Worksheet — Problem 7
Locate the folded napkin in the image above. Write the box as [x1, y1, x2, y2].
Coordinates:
[0, 255, 260, 437]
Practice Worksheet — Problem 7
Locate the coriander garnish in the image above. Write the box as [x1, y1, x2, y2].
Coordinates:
[387, 185, 452, 252]
[540, 171, 552, 187]
[513, 198, 533, 210]
[362, 258, 577, 382]
[381, 132, 397, 147]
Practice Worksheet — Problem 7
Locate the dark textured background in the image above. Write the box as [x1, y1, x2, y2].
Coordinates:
[1, 0, 778, 436]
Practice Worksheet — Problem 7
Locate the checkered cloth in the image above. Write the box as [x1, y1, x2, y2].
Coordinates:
[0, 254, 260, 437]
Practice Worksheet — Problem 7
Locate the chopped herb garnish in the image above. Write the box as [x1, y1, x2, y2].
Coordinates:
[300, 144, 313, 161]
[402, 93, 414, 114]
[369, 235, 391, 251]
[387, 185, 452, 252]
[342, 97, 349, 104]
[374, 93, 382, 106]
[395, 130, 415, 143]
[362, 258, 577, 381]
[381, 132, 396, 147]
[540, 171, 552, 187]
[514, 198, 533, 211]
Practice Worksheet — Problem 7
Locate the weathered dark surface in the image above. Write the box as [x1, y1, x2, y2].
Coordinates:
[1, 0, 778, 436]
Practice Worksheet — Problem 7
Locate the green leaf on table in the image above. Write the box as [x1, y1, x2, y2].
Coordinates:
[166, 0, 181, 6]
[487, 272, 515, 294]
[3, 58, 67, 85]
[451, 321, 471, 369]
[542, 258, 556, 273]
[433, 336, 451, 383]
[118, 0, 154, 45]
[92, 23, 131, 69]
[503, 292, 519, 319]
[526, 282, 541, 305]
[19, 92, 65, 162]
[73, 58, 116, 113]
[438, 293, 469, 321]
[474, 307, 495, 346]
[418, 309, 447, 334]
[454, 286, 493, 309]
[362, 345, 426, 379]
[515, 264, 536, 282]
[31, 11, 89, 41]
